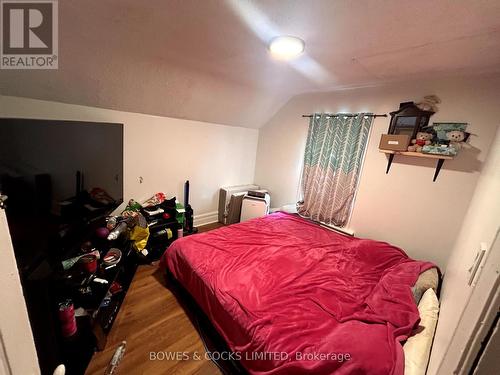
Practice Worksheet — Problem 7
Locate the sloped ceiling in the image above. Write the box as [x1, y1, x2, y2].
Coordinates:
[1, 0, 500, 128]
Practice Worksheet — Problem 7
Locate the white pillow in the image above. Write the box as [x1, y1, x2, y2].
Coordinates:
[279, 204, 298, 214]
[404, 288, 440, 375]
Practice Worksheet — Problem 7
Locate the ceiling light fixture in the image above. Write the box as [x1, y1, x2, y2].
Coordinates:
[268, 36, 305, 60]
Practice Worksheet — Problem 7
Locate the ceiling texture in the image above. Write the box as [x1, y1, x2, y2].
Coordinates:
[1, 0, 500, 128]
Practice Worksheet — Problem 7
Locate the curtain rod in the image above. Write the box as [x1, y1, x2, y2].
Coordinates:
[302, 113, 387, 118]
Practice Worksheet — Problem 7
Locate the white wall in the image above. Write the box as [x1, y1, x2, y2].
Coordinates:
[254, 75, 500, 268]
[0, 95, 259, 223]
[428, 126, 500, 374]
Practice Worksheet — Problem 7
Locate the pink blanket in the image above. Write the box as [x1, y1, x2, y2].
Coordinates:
[163, 212, 435, 374]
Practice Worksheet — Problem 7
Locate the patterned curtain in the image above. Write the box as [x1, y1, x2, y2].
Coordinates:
[297, 113, 373, 227]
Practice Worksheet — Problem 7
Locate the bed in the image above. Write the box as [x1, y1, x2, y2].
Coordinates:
[162, 212, 437, 375]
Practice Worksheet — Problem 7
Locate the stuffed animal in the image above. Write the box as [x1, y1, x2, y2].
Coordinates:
[446, 130, 466, 150]
[408, 132, 433, 152]
[415, 95, 441, 112]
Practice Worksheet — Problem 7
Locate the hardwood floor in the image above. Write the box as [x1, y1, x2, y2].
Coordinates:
[85, 223, 224, 375]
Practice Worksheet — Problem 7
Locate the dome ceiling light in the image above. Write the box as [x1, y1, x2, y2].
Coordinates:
[268, 36, 305, 60]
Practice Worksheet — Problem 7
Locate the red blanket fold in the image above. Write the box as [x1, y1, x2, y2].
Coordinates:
[162, 212, 436, 374]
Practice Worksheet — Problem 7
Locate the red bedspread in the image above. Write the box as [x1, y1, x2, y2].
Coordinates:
[162, 212, 435, 374]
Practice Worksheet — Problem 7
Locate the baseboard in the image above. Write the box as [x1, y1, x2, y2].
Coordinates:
[194, 211, 218, 227]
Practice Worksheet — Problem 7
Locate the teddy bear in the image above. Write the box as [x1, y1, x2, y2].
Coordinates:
[415, 95, 441, 112]
[446, 130, 466, 150]
[408, 132, 433, 152]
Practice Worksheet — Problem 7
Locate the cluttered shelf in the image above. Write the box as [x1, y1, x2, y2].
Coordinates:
[378, 149, 454, 160]
[51, 181, 198, 374]
[378, 99, 471, 182]
[379, 100, 470, 182]
[379, 149, 453, 182]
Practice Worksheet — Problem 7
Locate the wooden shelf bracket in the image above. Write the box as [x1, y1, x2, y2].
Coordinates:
[433, 158, 445, 182]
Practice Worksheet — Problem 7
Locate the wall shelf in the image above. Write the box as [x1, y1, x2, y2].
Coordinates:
[379, 149, 453, 182]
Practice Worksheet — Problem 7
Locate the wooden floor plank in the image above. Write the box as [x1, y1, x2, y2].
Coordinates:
[85, 223, 224, 375]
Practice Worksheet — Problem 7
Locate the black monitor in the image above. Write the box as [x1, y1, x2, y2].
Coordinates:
[0, 118, 124, 274]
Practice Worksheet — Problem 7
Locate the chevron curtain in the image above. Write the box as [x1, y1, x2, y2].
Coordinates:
[297, 113, 373, 227]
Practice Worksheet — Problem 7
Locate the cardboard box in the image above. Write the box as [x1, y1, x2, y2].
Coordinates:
[379, 134, 410, 151]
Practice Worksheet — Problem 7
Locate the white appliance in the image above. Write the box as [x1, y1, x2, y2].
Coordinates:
[240, 192, 271, 222]
[218, 184, 259, 224]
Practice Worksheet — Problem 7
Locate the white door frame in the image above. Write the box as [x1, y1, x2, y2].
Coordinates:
[455, 229, 500, 374]
[436, 228, 500, 374]
[0, 201, 40, 375]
